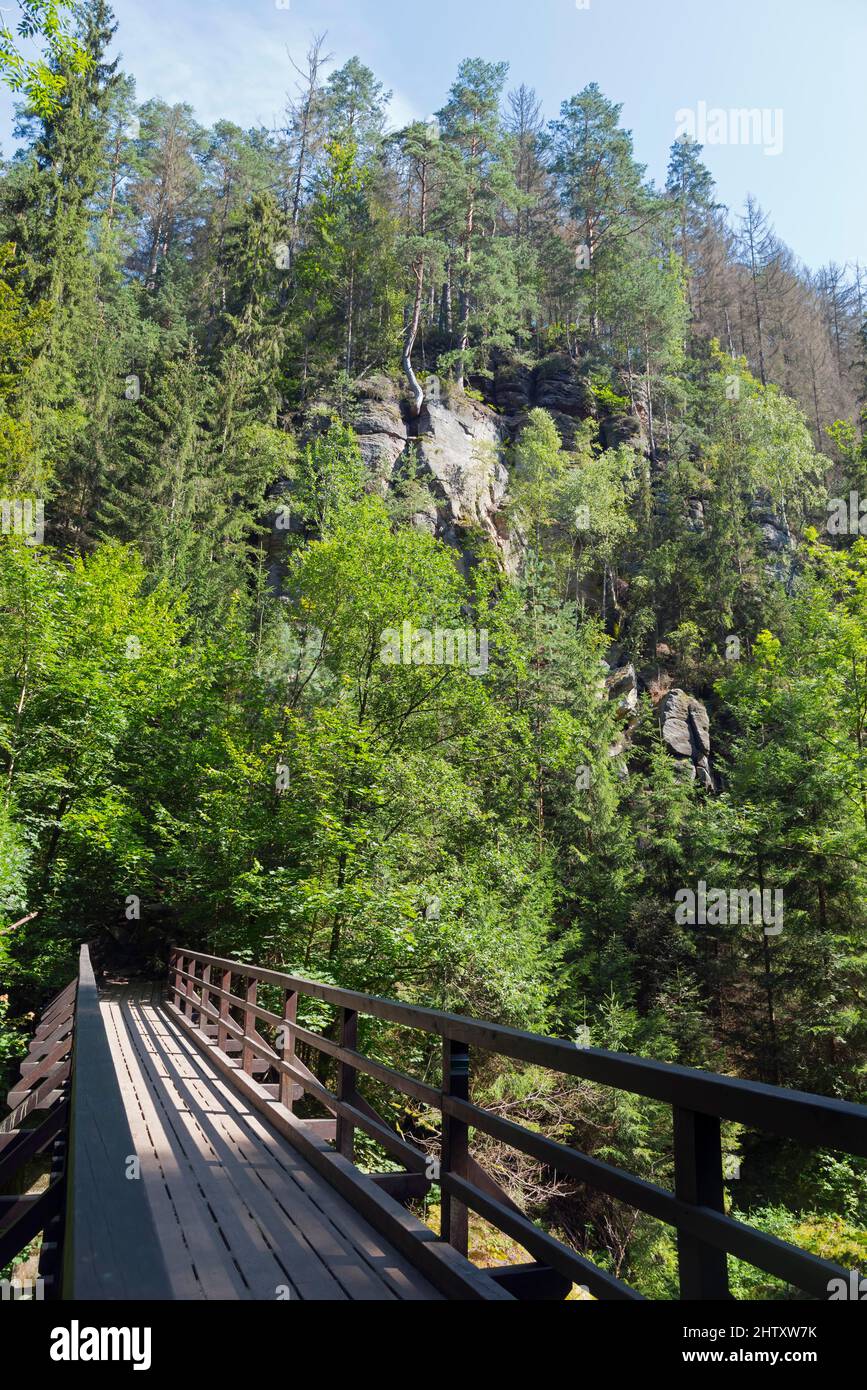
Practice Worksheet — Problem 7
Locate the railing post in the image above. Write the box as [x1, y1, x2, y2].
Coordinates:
[279, 990, 298, 1111]
[170, 951, 184, 1010]
[217, 969, 232, 1052]
[185, 958, 199, 1023]
[441, 1037, 469, 1257]
[335, 1008, 358, 1159]
[673, 1106, 730, 1299]
[200, 963, 211, 1028]
[241, 975, 258, 1075]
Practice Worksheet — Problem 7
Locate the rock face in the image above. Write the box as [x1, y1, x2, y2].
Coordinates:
[492, 359, 534, 414]
[750, 500, 797, 586]
[288, 353, 646, 578]
[413, 394, 515, 569]
[598, 409, 644, 452]
[606, 662, 639, 719]
[532, 353, 595, 418]
[351, 375, 408, 487]
[659, 689, 716, 790]
[605, 662, 639, 758]
[492, 351, 595, 423]
[686, 498, 705, 532]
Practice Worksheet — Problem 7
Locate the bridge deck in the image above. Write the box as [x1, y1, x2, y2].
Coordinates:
[100, 983, 443, 1301]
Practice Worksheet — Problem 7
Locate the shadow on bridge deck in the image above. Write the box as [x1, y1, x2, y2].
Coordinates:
[100, 982, 444, 1301]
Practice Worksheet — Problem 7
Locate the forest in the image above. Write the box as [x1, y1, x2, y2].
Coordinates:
[0, 0, 865, 1297]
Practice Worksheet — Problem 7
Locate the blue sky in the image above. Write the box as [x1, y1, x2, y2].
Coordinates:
[2, 0, 864, 272]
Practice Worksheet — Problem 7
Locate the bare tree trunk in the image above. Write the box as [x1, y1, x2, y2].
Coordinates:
[402, 153, 430, 416]
[287, 35, 330, 265]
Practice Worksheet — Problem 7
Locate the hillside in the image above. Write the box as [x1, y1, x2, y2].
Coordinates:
[0, 0, 865, 1298]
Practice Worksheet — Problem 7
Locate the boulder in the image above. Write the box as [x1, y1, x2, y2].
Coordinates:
[533, 353, 595, 417]
[606, 662, 639, 719]
[493, 358, 534, 414]
[599, 410, 643, 451]
[659, 688, 715, 789]
[686, 498, 705, 533]
[604, 662, 640, 759]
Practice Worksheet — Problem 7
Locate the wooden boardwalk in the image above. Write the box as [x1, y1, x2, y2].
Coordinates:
[100, 982, 443, 1301]
[9, 946, 863, 1302]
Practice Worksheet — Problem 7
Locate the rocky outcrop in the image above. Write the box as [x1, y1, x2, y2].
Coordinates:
[658, 689, 716, 790]
[750, 499, 797, 587]
[492, 351, 595, 424]
[533, 353, 595, 418]
[751, 500, 792, 553]
[599, 409, 645, 452]
[686, 498, 705, 533]
[605, 661, 639, 758]
[606, 662, 639, 719]
[492, 359, 534, 414]
[413, 393, 516, 570]
[288, 352, 647, 579]
[351, 375, 408, 487]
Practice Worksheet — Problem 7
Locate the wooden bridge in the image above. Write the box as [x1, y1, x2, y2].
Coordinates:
[2, 944, 866, 1302]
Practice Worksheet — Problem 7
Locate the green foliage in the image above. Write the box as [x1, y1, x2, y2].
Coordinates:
[0, 2, 88, 117]
[0, 14, 864, 1297]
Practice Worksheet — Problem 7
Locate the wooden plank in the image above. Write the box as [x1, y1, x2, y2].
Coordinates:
[301, 1118, 337, 1141]
[488, 1263, 573, 1301]
[125, 1002, 351, 1300]
[34, 1001, 74, 1036]
[336, 1008, 358, 1160]
[37, 989, 76, 1034]
[0, 1179, 64, 1271]
[441, 1038, 469, 1255]
[63, 946, 174, 1300]
[99, 996, 255, 1299]
[156, 1008, 401, 1299]
[280, 990, 297, 1112]
[166, 1000, 511, 1301]
[160, 1010, 442, 1302]
[161, 1011, 436, 1301]
[31, 1016, 73, 1050]
[370, 1172, 432, 1203]
[0, 1066, 69, 1133]
[674, 1107, 730, 1299]
[442, 1172, 643, 1301]
[0, 1101, 68, 1188]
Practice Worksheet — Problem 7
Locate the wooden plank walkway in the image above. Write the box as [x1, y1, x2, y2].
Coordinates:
[100, 981, 443, 1301]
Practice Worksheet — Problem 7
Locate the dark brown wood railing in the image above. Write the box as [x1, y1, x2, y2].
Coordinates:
[168, 946, 867, 1302]
[0, 973, 75, 1295]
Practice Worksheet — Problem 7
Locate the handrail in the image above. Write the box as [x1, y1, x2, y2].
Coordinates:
[0, 975, 76, 1294]
[169, 946, 867, 1301]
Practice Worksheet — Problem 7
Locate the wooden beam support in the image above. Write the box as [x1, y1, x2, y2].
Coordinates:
[487, 1262, 574, 1301]
[673, 1106, 730, 1300]
[440, 1038, 469, 1256]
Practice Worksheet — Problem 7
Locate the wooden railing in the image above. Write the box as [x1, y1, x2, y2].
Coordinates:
[0, 972, 76, 1295]
[169, 946, 867, 1302]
